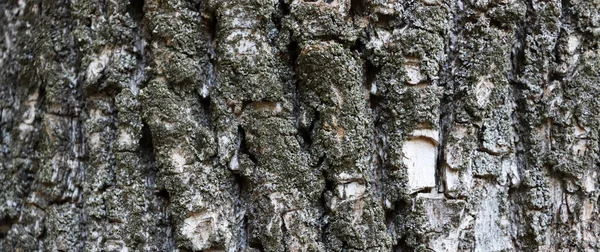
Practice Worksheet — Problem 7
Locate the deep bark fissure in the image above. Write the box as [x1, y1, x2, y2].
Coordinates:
[233, 172, 250, 250]
[3, 0, 600, 251]
[126, 0, 144, 23]
[299, 110, 319, 150]
[238, 126, 258, 164]
[318, 161, 334, 247]
[364, 57, 386, 202]
[202, 10, 218, 99]
[386, 200, 412, 251]
[0, 216, 17, 239]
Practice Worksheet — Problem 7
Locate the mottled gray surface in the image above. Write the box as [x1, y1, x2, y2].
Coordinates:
[1, 0, 600, 251]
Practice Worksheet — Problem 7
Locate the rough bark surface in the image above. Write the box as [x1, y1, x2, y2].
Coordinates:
[1, 0, 600, 251]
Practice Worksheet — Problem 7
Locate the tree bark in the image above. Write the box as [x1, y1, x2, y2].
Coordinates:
[1, 0, 600, 251]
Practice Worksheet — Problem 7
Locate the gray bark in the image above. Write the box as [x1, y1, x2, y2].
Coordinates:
[1, 0, 600, 251]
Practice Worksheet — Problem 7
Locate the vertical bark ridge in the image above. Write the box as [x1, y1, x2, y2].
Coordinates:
[2, 0, 600, 251]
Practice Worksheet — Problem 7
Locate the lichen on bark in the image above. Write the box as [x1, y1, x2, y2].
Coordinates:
[2, 0, 600, 251]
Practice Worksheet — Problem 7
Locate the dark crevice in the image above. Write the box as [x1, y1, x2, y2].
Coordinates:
[349, 0, 366, 17]
[552, 0, 570, 68]
[476, 124, 486, 149]
[365, 57, 386, 200]
[369, 94, 384, 111]
[249, 240, 265, 251]
[238, 126, 258, 164]
[383, 201, 401, 227]
[288, 39, 300, 66]
[322, 170, 335, 193]
[298, 110, 319, 150]
[372, 127, 385, 201]
[435, 0, 463, 194]
[273, 0, 290, 32]
[372, 14, 402, 28]
[461, 12, 481, 27]
[310, 156, 326, 171]
[553, 20, 564, 65]
[0, 215, 18, 238]
[279, 0, 291, 16]
[98, 182, 112, 195]
[199, 93, 212, 120]
[297, 126, 313, 150]
[38, 224, 47, 240]
[365, 60, 382, 111]
[288, 38, 302, 144]
[319, 167, 334, 249]
[559, 0, 571, 33]
[108, 218, 124, 224]
[232, 172, 250, 249]
[203, 11, 218, 48]
[350, 37, 366, 54]
[233, 173, 250, 196]
[201, 10, 218, 104]
[489, 18, 512, 31]
[154, 189, 171, 206]
[205, 244, 226, 251]
[435, 92, 451, 192]
[512, 92, 531, 169]
[364, 60, 379, 91]
[384, 200, 412, 251]
[84, 67, 111, 95]
[548, 70, 564, 83]
[509, 0, 532, 179]
[139, 121, 155, 164]
[129, 0, 149, 93]
[436, 105, 451, 193]
[48, 196, 75, 206]
[127, 0, 145, 23]
[195, 91, 214, 130]
[279, 212, 289, 251]
[393, 236, 413, 252]
[510, 20, 527, 83]
[508, 2, 542, 249]
[140, 118, 173, 236]
[316, 163, 335, 244]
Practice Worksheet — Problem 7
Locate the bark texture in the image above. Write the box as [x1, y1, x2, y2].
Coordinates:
[1, 0, 600, 251]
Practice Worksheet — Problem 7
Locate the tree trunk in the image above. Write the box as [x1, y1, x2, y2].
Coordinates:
[1, 0, 600, 251]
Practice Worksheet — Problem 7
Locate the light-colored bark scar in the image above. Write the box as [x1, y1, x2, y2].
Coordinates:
[475, 77, 494, 107]
[181, 211, 217, 251]
[403, 129, 439, 193]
